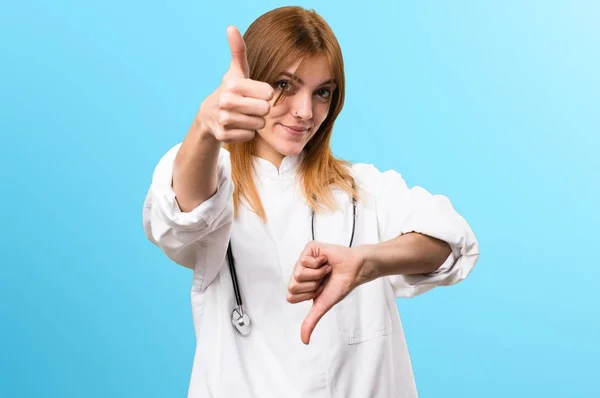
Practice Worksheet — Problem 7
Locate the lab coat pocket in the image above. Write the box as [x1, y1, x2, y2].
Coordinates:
[334, 278, 393, 344]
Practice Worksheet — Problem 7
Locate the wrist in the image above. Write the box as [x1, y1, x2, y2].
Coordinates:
[195, 95, 218, 139]
[354, 235, 416, 283]
[355, 244, 380, 285]
[185, 119, 220, 153]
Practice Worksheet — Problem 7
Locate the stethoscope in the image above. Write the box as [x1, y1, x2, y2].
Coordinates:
[227, 197, 357, 335]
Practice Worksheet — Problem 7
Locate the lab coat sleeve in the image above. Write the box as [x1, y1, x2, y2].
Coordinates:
[142, 143, 233, 288]
[366, 165, 480, 298]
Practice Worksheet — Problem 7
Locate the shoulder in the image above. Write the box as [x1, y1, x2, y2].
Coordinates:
[348, 162, 406, 196]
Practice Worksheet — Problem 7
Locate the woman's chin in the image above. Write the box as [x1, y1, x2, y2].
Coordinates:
[276, 141, 306, 158]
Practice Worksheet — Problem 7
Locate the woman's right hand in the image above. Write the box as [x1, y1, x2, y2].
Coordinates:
[197, 26, 275, 143]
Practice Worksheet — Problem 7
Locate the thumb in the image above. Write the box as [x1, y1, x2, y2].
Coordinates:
[226, 25, 249, 78]
[300, 293, 335, 345]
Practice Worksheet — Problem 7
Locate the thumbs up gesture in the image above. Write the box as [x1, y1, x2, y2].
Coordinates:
[198, 26, 275, 143]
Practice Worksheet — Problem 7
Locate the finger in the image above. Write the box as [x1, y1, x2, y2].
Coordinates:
[301, 296, 334, 345]
[219, 93, 270, 117]
[300, 241, 320, 259]
[293, 264, 332, 283]
[223, 79, 274, 101]
[288, 280, 322, 295]
[298, 255, 327, 270]
[217, 111, 266, 131]
[287, 284, 325, 304]
[213, 128, 255, 143]
[226, 26, 249, 78]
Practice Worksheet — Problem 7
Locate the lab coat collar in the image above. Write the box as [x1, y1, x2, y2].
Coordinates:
[252, 154, 302, 180]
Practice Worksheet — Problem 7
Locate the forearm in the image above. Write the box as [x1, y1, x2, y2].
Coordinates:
[357, 233, 452, 284]
[172, 117, 221, 212]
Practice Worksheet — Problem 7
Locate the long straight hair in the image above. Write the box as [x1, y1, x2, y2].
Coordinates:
[226, 6, 358, 221]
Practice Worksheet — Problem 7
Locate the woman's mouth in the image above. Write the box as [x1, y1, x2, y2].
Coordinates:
[280, 124, 309, 137]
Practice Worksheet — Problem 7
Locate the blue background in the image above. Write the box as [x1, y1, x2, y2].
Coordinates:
[1, 1, 598, 397]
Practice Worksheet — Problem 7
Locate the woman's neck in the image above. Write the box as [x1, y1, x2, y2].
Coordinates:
[253, 136, 285, 169]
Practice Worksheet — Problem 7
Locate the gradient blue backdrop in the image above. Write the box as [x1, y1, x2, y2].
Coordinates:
[1, 1, 599, 397]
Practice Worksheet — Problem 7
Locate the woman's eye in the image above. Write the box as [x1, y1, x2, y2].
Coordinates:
[275, 80, 291, 91]
[316, 88, 331, 100]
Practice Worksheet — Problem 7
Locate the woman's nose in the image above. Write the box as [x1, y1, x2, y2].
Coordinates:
[291, 93, 313, 120]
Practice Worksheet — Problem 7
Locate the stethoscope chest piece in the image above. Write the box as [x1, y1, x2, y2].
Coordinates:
[231, 307, 251, 335]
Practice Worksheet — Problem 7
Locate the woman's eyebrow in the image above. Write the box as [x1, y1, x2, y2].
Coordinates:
[278, 71, 336, 87]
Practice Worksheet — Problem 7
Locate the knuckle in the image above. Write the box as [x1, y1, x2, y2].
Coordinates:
[294, 268, 304, 280]
[288, 294, 300, 304]
[224, 78, 238, 92]
[211, 126, 226, 141]
[299, 257, 310, 267]
[305, 241, 318, 253]
[262, 83, 275, 100]
[218, 111, 232, 126]
[218, 92, 234, 109]
[256, 117, 266, 130]
[216, 133, 231, 143]
[261, 101, 271, 116]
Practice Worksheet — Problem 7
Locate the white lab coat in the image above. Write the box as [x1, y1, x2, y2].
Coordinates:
[143, 144, 479, 398]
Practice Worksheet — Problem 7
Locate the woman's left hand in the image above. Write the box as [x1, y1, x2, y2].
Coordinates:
[287, 241, 369, 344]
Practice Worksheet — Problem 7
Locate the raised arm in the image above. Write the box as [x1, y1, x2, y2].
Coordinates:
[142, 26, 274, 290]
[173, 26, 274, 211]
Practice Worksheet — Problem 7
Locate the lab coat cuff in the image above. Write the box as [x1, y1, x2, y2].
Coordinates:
[150, 144, 233, 231]
[387, 231, 479, 297]
[423, 248, 458, 277]
[386, 208, 480, 297]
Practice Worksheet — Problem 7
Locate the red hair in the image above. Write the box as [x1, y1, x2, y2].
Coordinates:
[226, 6, 357, 221]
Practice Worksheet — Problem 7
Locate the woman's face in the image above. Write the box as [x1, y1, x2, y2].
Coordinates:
[255, 55, 336, 166]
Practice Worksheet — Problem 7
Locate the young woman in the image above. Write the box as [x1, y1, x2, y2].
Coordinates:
[143, 6, 479, 398]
